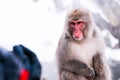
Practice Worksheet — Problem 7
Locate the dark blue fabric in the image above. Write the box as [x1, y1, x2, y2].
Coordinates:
[0, 48, 20, 80]
[13, 45, 42, 80]
[0, 44, 42, 80]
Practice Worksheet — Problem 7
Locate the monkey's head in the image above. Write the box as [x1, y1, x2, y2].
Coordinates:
[65, 9, 95, 41]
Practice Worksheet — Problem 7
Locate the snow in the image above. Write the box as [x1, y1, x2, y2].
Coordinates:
[113, 0, 120, 5]
[0, 0, 120, 79]
[105, 47, 120, 61]
[102, 29, 119, 48]
[0, 0, 65, 63]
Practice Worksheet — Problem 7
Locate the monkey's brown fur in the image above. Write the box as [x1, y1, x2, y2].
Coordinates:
[56, 9, 111, 80]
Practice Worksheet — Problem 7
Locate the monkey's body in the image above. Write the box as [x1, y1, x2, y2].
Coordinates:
[57, 31, 98, 66]
[56, 9, 111, 80]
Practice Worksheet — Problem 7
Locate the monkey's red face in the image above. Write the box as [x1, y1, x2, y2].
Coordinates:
[69, 20, 85, 40]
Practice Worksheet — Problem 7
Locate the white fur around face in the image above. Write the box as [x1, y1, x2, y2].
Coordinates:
[68, 38, 97, 66]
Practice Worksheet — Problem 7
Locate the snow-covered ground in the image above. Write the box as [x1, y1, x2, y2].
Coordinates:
[0, 0, 120, 80]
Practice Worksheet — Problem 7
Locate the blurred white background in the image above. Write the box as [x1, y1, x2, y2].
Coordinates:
[0, 0, 63, 63]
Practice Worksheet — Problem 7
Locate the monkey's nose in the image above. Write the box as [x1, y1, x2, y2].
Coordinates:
[74, 30, 78, 33]
[75, 24, 79, 29]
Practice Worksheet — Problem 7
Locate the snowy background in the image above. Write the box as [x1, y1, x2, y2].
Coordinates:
[0, 0, 120, 80]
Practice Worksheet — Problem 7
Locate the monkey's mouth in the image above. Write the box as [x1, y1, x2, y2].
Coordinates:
[72, 29, 83, 40]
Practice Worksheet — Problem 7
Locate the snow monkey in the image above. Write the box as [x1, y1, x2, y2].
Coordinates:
[56, 9, 112, 80]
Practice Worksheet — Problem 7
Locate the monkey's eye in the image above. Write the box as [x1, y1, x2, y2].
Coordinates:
[70, 22, 75, 26]
[77, 22, 80, 24]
